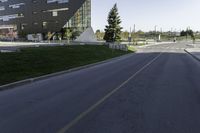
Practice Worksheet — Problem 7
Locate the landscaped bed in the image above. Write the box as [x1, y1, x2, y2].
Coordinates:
[0, 45, 133, 86]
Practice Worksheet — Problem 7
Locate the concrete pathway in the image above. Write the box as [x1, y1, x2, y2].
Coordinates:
[0, 41, 64, 52]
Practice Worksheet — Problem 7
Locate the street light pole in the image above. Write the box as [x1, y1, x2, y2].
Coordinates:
[133, 24, 136, 44]
[170, 27, 173, 40]
[128, 27, 132, 45]
[155, 25, 157, 33]
[155, 25, 157, 42]
[133, 24, 136, 33]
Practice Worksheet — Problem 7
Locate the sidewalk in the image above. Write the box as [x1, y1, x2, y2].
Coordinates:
[185, 48, 200, 61]
[0, 41, 64, 52]
[135, 42, 175, 48]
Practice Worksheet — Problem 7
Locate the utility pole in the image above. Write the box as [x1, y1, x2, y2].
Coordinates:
[128, 27, 132, 44]
[170, 27, 173, 40]
[133, 24, 136, 45]
[154, 25, 157, 42]
[133, 24, 136, 33]
[159, 27, 162, 41]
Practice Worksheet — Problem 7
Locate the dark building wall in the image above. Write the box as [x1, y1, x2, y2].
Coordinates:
[0, 0, 87, 34]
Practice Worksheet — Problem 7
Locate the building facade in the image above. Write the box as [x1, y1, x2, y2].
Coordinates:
[0, 0, 91, 40]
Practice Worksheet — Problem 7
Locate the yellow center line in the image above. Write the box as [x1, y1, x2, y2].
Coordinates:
[57, 52, 163, 133]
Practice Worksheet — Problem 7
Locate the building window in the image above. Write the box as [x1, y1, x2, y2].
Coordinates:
[47, 0, 69, 4]
[42, 8, 68, 17]
[21, 23, 27, 30]
[52, 11, 58, 16]
[0, 6, 5, 11]
[0, 13, 24, 22]
[9, 3, 25, 9]
[32, 11, 38, 14]
[0, 0, 8, 2]
[42, 22, 47, 29]
[32, 0, 37, 3]
[33, 22, 38, 25]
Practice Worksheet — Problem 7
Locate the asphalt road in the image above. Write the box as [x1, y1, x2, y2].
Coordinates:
[0, 42, 200, 133]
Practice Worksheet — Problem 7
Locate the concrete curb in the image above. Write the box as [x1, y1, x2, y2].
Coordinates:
[0, 53, 134, 91]
[184, 49, 200, 62]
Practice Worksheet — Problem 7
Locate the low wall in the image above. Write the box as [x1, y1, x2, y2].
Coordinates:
[108, 43, 128, 51]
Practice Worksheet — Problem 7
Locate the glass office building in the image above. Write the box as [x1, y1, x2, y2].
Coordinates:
[0, 0, 91, 40]
[65, 0, 91, 32]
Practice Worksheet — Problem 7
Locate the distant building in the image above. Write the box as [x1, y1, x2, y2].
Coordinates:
[0, 0, 91, 40]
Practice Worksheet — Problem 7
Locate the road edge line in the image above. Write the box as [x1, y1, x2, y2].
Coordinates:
[184, 49, 200, 62]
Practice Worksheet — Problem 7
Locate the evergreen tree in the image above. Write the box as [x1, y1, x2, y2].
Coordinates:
[104, 4, 122, 42]
[180, 29, 194, 37]
[180, 30, 187, 36]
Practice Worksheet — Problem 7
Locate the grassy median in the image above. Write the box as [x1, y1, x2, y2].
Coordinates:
[0, 45, 132, 86]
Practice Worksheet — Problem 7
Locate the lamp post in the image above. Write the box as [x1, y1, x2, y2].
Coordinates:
[158, 27, 162, 42]
[128, 27, 132, 45]
[155, 25, 157, 33]
[154, 25, 157, 42]
[133, 24, 136, 33]
[133, 24, 136, 44]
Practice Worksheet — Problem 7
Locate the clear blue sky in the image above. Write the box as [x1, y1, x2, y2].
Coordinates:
[91, 0, 200, 32]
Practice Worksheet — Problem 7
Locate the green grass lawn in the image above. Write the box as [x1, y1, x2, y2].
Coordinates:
[128, 45, 137, 52]
[0, 45, 132, 86]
